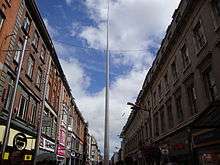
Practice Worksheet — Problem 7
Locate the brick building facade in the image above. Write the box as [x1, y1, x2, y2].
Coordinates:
[0, 0, 88, 164]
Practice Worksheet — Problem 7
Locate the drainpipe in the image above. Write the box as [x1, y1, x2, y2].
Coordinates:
[55, 84, 64, 161]
[34, 53, 51, 164]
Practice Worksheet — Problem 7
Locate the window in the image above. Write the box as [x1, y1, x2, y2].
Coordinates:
[17, 95, 29, 120]
[166, 99, 174, 128]
[40, 46, 46, 60]
[32, 31, 39, 48]
[181, 45, 190, 69]
[36, 68, 42, 88]
[203, 67, 218, 101]
[160, 109, 166, 133]
[30, 100, 37, 124]
[0, 10, 5, 30]
[42, 110, 48, 134]
[212, 0, 220, 15]
[186, 81, 197, 115]
[171, 60, 178, 80]
[164, 73, 169, 88]
[46, 83, 50, 100]
[158, 83, 162, 97]
[175, 90, 184, 122]
[27, 56, 34, 78]
[62, 108, 68, 124]
[14, 40, 23, 63]
[153, 91, 156, 106]
[193, 21, 206, 52]
[154, 113, 159, 136]
[22, 15, 31, 33]
[4, 78, 14, 111]
[52, 118, 57, 139]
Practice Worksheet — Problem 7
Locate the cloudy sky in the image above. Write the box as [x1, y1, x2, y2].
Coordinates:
[37, 0, 180, 156]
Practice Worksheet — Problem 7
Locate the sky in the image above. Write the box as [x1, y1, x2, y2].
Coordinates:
[36, 0, 181, 156]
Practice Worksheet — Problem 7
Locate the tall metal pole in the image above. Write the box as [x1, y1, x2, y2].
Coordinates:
[104, 0, 110, 164]
[1, 36, 28, 156]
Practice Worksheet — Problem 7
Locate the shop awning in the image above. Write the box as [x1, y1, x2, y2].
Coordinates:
[193, 103, 220, 129]
[35, 152, 57, 163]
[142, 145, 161, 159]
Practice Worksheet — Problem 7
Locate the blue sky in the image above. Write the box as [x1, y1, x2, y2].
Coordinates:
[37, 0, 180, 156]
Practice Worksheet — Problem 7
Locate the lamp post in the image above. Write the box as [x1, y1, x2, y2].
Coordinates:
[1, 35, 28, 157]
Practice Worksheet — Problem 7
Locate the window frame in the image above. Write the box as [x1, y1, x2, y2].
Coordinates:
[212, 0, 220, 16]
[166, 99, 174, 129]
[203, 67, 218, 102]
[40, 45, 46, 61]
[36, 68, 42, 89]
[0, 10, 5, 31]
[154, 113, 159, 137]
[160, 108, 166, 133]
[171, 60, 178, 80]
[3, 78, 14, 111]
[27, 56, 34, 78]
[30, 99, 37, 124]
[185, 79, 197, 115]
[174, 89, 184, 122]
[22, 15, 31, 34]
[17, 94, 29, 120]
[14, 39, 23, 63]
[31, 31, 39, 49]
[181, 44, 190, 69]
[193, 20, 207, 53]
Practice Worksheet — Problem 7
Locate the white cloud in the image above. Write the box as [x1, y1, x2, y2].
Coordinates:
[80, 0, 180, 66]
[60, 58, 90, 98]
[65, 0, 72, 5]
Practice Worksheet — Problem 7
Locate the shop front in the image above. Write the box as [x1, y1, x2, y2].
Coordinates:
[141, 144, 161, 165]
[57, 145, 65, 164]
[192, 104, 220, 165]
[157, 128, 191, 165]
[0, 125, 36, 165]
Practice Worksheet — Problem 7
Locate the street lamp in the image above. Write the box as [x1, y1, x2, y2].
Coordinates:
[127, 102, 149, 112]
[127, 101, 152, 141]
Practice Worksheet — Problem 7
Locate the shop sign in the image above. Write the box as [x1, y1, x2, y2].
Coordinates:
[13, 133, 27, 151]
[40, 137, 55, 152]
[45, 139, 55, 151]
[58, 145, 65, 156]
[2, 152, 9, 160]
[71, 152, 75, 157]
[59, 128, 66, 145]
[24, 155, 32, 161]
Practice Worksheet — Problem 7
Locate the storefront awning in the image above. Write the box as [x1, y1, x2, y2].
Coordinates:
[142, 145, 161, 159]
[193, 103, 220, 129]
[35, 152, 57, 163]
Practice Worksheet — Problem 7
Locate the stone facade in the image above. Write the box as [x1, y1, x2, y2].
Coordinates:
[121, 0, 220, 164]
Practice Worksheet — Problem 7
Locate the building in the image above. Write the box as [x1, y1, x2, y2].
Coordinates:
[0, 0, 53, 163]
[0, 0, 89, 164]
[121, 0, 220, 164]
[65, 103, 88, 165]
[86, 134, 101, 165]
